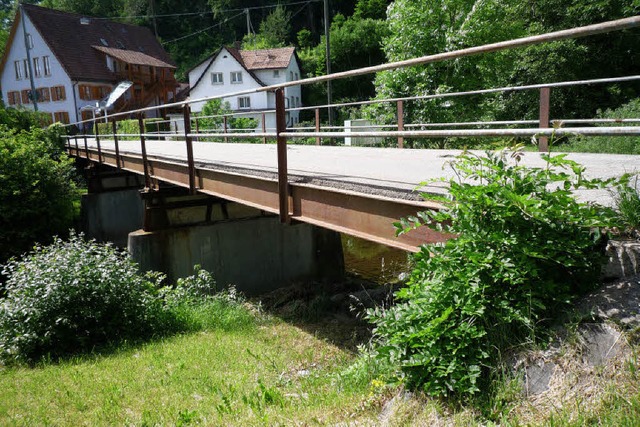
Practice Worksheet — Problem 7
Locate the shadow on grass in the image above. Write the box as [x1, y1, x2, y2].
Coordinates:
[255, 274, 401, 353]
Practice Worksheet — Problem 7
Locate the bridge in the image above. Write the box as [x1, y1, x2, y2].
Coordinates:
[63, 16, 640, 291]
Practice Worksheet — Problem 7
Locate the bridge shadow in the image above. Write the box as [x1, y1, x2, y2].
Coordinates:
[254, 276, 400, 353]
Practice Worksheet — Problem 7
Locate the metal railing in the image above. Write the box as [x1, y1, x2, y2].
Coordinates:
[63, 15, 640, 224]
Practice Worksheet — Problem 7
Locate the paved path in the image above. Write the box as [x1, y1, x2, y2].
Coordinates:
[86, 138, 640, 206]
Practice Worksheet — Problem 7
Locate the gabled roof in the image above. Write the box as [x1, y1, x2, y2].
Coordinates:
[230, 47, 296, 71]
[189, 46, 299, 95]
[92, 46, 175, 69]
[1, 4, 175, 83]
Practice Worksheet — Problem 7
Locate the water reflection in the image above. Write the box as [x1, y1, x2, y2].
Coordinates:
[341, 235, 413, 284]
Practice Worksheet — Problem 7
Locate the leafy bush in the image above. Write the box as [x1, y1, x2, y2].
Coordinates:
[368, 148, 615, 396]
[0, 124, 79, 263]
[612, 177, 640, 236]
[0, 233, 165, 364]
[562, 98, 640, 154]
[161, 266, 256, 332]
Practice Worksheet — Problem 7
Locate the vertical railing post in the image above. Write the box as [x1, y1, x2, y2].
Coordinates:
[138, 114, 151, 189]
[397, 100, 405, 149]
[262, 112, 267, 144]
[74, 135, 79, 153]
[83, 133, 89, 159]
[315, 108, 321, 146]
[538, 87, 551, 152]
[275, 88, 290, 224]
[223, 115, 229, 143]
[112, 119, 121, 170]
[183, 105, 196, 194]
[94, 118, 102, 163]
[194, 115, 200, 142]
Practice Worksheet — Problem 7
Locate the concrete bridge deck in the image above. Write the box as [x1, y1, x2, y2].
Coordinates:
[68, 138, 640, 251]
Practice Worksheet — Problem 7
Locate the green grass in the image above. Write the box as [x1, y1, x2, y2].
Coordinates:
[0, 317, 375, 426]
[1, 297, 639, 426]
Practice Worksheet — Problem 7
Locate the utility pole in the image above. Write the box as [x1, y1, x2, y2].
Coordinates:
[245, 8, 252, 36]
[20, 4, 38, 111]
[150, 0, 159, 38]
[324, 0, 332, 127]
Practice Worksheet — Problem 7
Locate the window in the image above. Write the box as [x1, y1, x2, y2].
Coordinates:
[210, 72, 223, 85]
[79, 85, 91, 100]
[43, 56, 51, 76]
[296, 96, 300, 108]
[238, 96, 250, 109]
[27, 34, 33, 49]
[33, 57, 41, 77]
[289, 71, 293, 81]
[51, 85, 66, 101]
[36, 87, 50, 102]
[273, 70, 280, 78]
[23, 59, 30, 79]
[230, 71, 242, 84]
[21, 89, 31, 104]
[7, 91, 21, 105]
[295, 72, 299, 80]
[53, 111, 70, 124]
[14, 61, 22, 80]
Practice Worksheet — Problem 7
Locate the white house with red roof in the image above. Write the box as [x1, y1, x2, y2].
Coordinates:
[0, 4, 178, 125]
[188, 46, 302, 130]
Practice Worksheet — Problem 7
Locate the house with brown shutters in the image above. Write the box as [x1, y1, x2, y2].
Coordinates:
[0, 4, 178, 126]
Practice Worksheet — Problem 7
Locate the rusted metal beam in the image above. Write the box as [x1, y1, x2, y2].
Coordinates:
[275, 88, 290, 224]
[183, 105, 197, 194]
[112, 120, 121, 169]
[397, 100, 405, 149]
[71, 146, 441, 252]
[138, 114, 151, 189]
[539, 87, 551, 152]
[315, 108, 321, 146]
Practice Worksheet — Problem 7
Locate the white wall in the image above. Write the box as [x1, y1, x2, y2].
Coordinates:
[1, 11, 76, 122]
[188, 48, 269, 114]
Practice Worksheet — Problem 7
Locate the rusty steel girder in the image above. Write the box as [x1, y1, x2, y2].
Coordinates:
[67, 145, 446, 252]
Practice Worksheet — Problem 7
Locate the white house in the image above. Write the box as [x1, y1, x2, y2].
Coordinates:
[0, 4, 178, 126]
[188, 46, 302, 130]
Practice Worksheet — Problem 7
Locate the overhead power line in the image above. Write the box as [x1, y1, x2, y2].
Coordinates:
[163, 10, 245, 44]
[92, 0, 320, 21]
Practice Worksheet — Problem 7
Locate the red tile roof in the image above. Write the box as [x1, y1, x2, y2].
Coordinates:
[20, 4, 175, 82]
[92, 46, 175, 69]
[228, 47, 296, 70]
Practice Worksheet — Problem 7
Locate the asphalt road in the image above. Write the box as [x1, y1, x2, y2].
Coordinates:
[83, 138, 640, 206]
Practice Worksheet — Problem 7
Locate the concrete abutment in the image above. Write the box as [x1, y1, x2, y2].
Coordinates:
[80, 167, 344, 294]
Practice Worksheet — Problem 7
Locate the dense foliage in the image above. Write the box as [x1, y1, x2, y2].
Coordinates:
[0, 234, 165, 363]
[0, 119, 79, 264]
[562, 97, 640, 154]
[368, 148, 615, 396]
[0, 234, 254, 364]
[367, 0, 640, 145]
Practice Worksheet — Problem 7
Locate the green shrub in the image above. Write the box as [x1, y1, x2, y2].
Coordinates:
[161, 266, 256, 332]
[368, 148, 615, 396]
[612, 177, 640, 235]
[0, 233, 165, 364]
[562, 98, 640, 154]
[0, 125, 79, 263]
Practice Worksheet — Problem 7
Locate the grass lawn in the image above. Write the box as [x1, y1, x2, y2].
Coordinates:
[0, 317, 377, 426]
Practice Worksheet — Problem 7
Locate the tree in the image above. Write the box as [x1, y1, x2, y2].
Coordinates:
[0, 119, 80, 264]
[367, 0, 522, 146]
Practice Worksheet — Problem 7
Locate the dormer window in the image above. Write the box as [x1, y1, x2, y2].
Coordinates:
[100, 38, 109, 47]
[80, 17, 90, 25]
[116, 41, 125, 49]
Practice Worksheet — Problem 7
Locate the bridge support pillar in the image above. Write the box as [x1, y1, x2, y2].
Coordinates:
[80, 166, 145, 247]
[128, 190, 344, 295]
